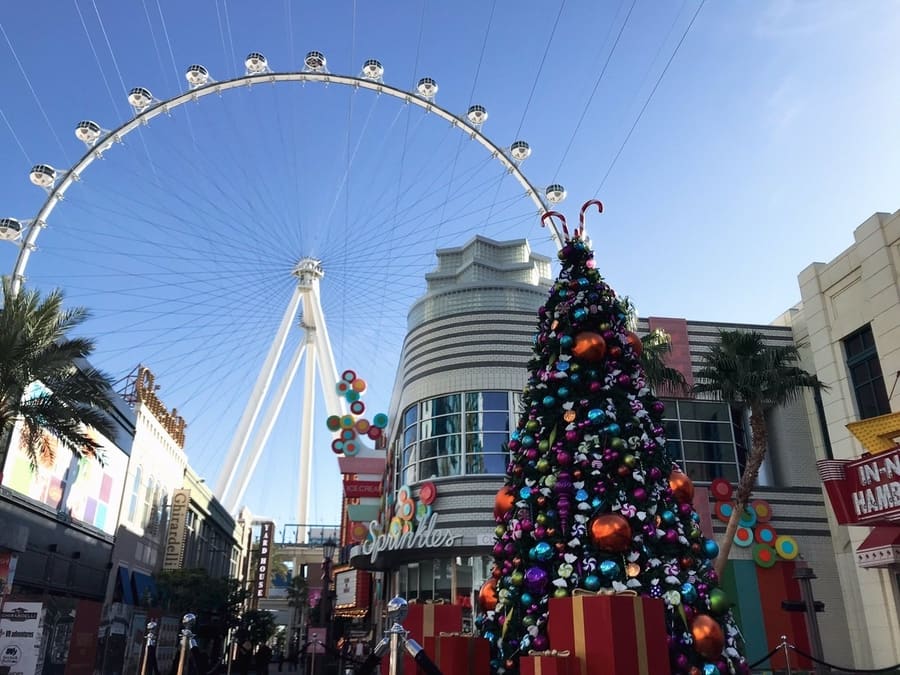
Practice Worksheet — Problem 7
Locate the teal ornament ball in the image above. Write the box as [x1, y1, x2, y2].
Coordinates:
[583, 574, 601, 591]
[574, 308, 587, 320]
[542, 395, 556, 407]
[520, 592, 533, 606]
[519, 486, 532, 500]
[534, 542, 553, 561]
[606, 423, 621, 436]
[560, 335, 574, 348]
[557, 387, 570, 397]
[522, 434, 535, 447]
[599, 560, 620, 578]
[703, 665, 720, 675]
[703, 539, 720, 559]
[661, 510, 676, 525]
[588, 408, 606, 423]
[680, 582, 698, 604]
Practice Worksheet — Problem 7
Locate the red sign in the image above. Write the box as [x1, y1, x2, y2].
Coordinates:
[818, 447, 900, 525]
[344, 480, 382, 498]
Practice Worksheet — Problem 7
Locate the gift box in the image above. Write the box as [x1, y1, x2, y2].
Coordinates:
[380, 603, 462, 675]
[519, 650, 578, 675]
[435, 633, 490, 675]
[548, 592, 670, 675]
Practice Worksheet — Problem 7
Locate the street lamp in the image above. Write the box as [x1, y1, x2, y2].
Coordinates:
[319, 537, 337, 673]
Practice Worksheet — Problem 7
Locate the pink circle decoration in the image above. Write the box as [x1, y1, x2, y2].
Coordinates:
[419, 481, 437, 505]
[710, 478, 733, 501]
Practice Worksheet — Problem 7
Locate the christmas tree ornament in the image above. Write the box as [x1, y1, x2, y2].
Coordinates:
[479, 203, 746, 675]
[480, 578, 499, 611]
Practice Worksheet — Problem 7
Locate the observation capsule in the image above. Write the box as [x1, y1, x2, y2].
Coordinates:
[545, 184, 567, 204]
[127, 87, 153, 111]
[245, 52, 268, 74]
[0, 217, 23, 241]
[416, 77, 438, 99]
[185, 64, 210, 87]
[466, 105, 488, 126]
[304, 51, 326, 72]
[361, 59, 384, 81]
[510, 140, 531, 162]
[74, 120, 102, 145]
[29, 164, 57, 188]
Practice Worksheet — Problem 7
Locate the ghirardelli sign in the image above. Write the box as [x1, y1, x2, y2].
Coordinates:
[162, 489, 191, 569]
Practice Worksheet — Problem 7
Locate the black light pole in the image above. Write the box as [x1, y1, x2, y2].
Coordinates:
[319, 537, 337, 674]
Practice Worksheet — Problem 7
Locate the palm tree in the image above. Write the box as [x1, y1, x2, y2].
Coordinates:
[640, 328, 688, 395]
[0, 277, 119, 470]
[693, 329, 823, 578]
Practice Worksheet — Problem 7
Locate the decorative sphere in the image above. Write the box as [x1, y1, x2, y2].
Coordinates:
[560, 335, 573, 348]
[583, 574, 601, 591]
[669, 471, 696, 503]
[661, 510, 677, 525]
[599, 559, 620, 578]
[681, 582, 698, 604]
[606, 423, 621, 436]
[633, 487, 648, 502]
[494, 487, 516, 519]
[703, 665, 720, 675]
[532, 635, 548, 651]
[524, 567, 549, 593]
[691, 615, 725, 659]
[589, 514, 632, 552]
[533, 542, 553, 561]
[708, 588, 731, 614]
[572, 332, 607, 361]
[624, 331, 643, 357]
[703, 539, 720, 559]
[542, 395, 556, 407]
[478, 578, 498, 611]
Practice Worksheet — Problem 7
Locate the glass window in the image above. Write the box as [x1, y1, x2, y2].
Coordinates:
[421, 414, 461, 438]
[684, 462, 739, 483]
[680, 421, 732, 443]
[404, 426, 417, 446]
[844, 326, 890, 420]
[422, 394, 461, 418]
[466, 411, 509, 433]
[128, 466, 142, 523]
[677, 401, 730, 422]
[658, 399, 741, 483]
[681, 441, 734, 463]
[404, 405, 418, 429]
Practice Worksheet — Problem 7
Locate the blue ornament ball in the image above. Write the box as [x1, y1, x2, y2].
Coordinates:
[520, 592, 533, 606]
[519, 486, 532, 500]
[703, 665, 720, 675]
[521, 434, 535, 447]
[560, 335, 574, 348]
[583, 574, 601, 591]
[534, 542, 553, 561]
[573, 307, 588, 320]
[557, 387, 570, 397]
[575, 489, 589, 502]
[680, 582, 698, 604]
[661, 510, 676, 525]
[542, 395, 556, 407]
[556, 361, 570, 371]
[587, 408, 605, 422]
[606, 423, 621, 436]
[599, 560, 620, 578]
[703, 538, 720, 559]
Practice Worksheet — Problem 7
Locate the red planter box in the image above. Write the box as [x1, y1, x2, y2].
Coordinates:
[519, 652, 579, 675]
[435, 634, 490, 675]
[547, 594, 670, 675]
[380, 603, 462, 675]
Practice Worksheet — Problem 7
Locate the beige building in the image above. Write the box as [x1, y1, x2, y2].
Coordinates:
[778, 208, 900, 668]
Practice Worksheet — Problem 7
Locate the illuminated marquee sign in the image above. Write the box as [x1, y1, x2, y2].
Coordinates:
[361, 513, 460, 563]
[255, 521, 275, 598]
[162, 490, 191, 570]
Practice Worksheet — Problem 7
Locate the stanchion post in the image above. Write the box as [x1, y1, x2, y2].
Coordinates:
[310, 632, 317, 675]
[793, 565, 827, 675]
[176, 613, 196, 675]
[780, 635, 792, 675]
[140, 621, 158, 675]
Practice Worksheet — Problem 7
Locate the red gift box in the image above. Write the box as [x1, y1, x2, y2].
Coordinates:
[519, 651, 578, 675]
[548, 592, 670, 675]
[380, 603, 462, 675]
[435, 634, 490, 675]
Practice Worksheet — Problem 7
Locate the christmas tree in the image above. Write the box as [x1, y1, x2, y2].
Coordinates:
[477, 203, 748, 675]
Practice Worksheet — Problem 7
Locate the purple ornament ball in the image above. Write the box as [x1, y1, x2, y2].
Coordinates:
[675, 653, 689, 670]
[524, 567, 549, 593]
[589, 381, 602, 393]
[557, 451, 572, 466]
[617, 374, 631, 387]
[633, 487, 648, 502]
[520, 518, 533, 533]
[648, 467, 662, 480]
[565, 430, 579, 442]
[679, 503, 694, 516]
[492, 543, 504, 556]
[532, 635, 549, 651]
[651, 401, 666, 415]
[664, 529, 679, 544]
[526, 448, 539, 461]
[534, 525, 546, 539]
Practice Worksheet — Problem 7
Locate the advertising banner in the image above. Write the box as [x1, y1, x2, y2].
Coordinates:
[0, 554, 17, 595]
[255, 522, 274, 599]
[335, 570, 358, 608]
[162, 490, 191, 570]
[818, 448, 900, 526]
[0, 602, 44, 675]
[343, 481, 382, 498]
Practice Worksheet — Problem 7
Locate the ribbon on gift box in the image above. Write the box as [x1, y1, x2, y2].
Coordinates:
[571, 588, 638, 597]
[527, 650, 571, 657]
[523, 649, 575, 675]
[439, 632, 476, 637]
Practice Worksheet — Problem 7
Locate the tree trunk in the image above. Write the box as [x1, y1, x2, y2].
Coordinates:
[713, 403, 768, 579]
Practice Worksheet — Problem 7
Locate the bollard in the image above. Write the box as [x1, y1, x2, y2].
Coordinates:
[140, 621, 158, 675]
[176, 613, 196, 675]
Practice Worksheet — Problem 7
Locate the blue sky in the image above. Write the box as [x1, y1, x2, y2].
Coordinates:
[1, 1, 898, 532]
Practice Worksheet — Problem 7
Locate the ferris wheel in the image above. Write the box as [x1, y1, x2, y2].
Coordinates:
[1, 49, 574, 524]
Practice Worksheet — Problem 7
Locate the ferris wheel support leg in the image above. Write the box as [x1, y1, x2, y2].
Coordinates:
[226, 338, 309, 512]
[303, 284, 345, 418]
[215, 285, 303, 503]
[297, 335, 318, 544]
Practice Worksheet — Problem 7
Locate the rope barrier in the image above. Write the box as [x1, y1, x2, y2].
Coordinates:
[787, 643, 900, 674]
[747, 644, 783, 669]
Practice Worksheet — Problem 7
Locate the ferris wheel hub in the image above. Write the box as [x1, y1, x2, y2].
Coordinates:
[291, 258, 325, 287]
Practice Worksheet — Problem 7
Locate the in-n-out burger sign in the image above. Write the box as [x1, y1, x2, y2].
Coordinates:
[819, 447, 900, 525]
[362, 514, 460, 562]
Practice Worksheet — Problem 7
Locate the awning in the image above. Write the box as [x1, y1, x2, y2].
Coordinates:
[132, 571, 157, 606]
[347, 504, 380, 523]
[118, 567, 135, 605]
[856, 526, 900, 568]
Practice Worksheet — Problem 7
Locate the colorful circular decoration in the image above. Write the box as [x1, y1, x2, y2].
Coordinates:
[340, 428, 355, 441]
[714, 502, 733, 523]
[350, 522, 368, 542]
[710, 478, 733, 501]
[340, 415, 355, 429]
[373, 413, 389, 429]
[733, 527, 754, 547]
[775, 535, 799, 560]
[367, 426, 382, 440]
[738, 506, 757, 528]
[336, 381, 349, 394]
[326, 415, 341, 431]
[388, 517, 403, 536]
[352, 378, 367, 392]
[416, 502, 433, 522]
[755, 524, 777, 545]
[397, 500, 414, 520]
[350, 400, 365, 415]
[752, 543, 777, 568]
[752, 499, 773, 523]
[344, 440, 359, 456]
[355, 418, 371, 434]
[331, 439, 344, 454]
[419, 481, 437, 505]
[342, 369, 356, 382]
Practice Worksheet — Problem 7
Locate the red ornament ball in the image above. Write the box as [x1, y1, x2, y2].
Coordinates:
[588, 514, 633, 552]
[691, 614, 725, 659]
[572, 332, 607, 361]
[494, 487, 516, 519]
[624, 331, 643, 357]
[479, 578, 499, 611]
[669, 471, 695, 503]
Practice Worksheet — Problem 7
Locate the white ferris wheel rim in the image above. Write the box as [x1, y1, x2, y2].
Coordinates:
[10, 66, 564, 295]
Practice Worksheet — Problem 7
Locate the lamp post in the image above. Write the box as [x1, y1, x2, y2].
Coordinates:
[319, 537, 336, 674]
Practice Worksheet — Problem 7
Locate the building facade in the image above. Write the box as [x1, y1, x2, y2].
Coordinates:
[349, 234, 853, 668]
[781, 208, 900, 668]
